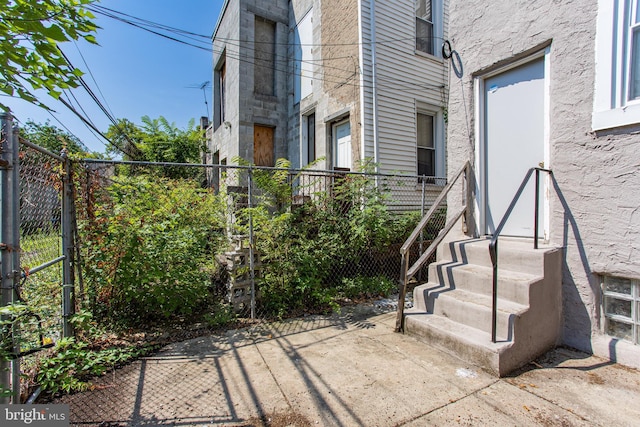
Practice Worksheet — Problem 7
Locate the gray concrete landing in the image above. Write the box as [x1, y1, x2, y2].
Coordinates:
[55, 305, 640, 426]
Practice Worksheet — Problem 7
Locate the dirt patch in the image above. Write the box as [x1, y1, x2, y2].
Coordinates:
[532, 412, 577, 427]
[241, 411, 313, 427]
[586, 372, 605, 385]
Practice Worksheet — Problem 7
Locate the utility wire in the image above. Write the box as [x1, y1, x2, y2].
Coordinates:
[58, 49, 142, 157]
[45, 108, 89, 151]
[88, 3, 441, 77]
[57, 96, 135, 157]
[87, 6, 212, 52]
[92, 2, 444, 51]
[57, 92, 108, 151]
[89, 4, 211, 40]
[72, 40, 116, 119]
[87, 4, 446, 95]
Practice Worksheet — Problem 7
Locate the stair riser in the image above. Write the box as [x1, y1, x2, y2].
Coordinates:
[440, 240, 546, 275]
[405, 240, 563, 376]
[428, 262, 537, 305]
[404, 315, 502, 376]
[428, 293, 515, 339]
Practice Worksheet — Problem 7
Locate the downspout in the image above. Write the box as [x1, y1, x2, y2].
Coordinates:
[370, 0, 380, 172]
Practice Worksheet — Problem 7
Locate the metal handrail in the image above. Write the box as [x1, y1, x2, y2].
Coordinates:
[395, 161, 471, 332]
[488, 167, 552, 343]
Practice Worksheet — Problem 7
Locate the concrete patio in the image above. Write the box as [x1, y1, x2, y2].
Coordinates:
[55, 303, 640, 426]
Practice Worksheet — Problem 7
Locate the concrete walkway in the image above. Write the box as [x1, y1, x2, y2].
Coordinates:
[57, 304, 640, 426]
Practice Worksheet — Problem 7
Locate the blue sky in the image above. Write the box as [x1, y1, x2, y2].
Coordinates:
[5, 0, 225, 153]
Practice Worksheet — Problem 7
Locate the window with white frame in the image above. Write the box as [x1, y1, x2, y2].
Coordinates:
[417, 112, 435, 177]
[593, 0, 640, 130]
[602, 275, 640, 345]
[416, 0, 442, 57]
[416, 0, 434, 55]
[416, 104, 444, 182]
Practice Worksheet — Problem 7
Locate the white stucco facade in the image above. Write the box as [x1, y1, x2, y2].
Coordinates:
[445, 0, 640, 368]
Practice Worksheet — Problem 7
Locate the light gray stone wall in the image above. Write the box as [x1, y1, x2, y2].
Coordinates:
[211, 0, 289, 166]
[239, 0, 289, 164]
[446, 0, 640, 367]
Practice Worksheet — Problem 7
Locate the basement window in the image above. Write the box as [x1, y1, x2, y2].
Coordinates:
[602, 275, 640, 345]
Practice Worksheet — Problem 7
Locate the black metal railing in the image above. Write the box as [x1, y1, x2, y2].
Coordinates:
[395, 161, 471, 332]
[488, 167, 553, 343]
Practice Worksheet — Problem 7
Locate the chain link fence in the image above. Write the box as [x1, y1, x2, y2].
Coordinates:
[15, 140, 66, 400]
[74, 159, 446, 330]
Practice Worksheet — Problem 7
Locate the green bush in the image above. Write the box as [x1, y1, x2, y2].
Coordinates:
[239, 160, 420, 317]
[36, 337, 155, 395]
[81, 176, 226, 327]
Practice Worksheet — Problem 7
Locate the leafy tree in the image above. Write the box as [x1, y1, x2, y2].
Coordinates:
[106, 115, 206, 178]
[137, 115, 205, 165]
[104, 118, 144, 161]
[0, 0, 98, 111]
[20, 120, 89, 155]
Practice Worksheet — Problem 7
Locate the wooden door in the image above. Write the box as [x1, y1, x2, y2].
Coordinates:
[254, 125, 274, 167]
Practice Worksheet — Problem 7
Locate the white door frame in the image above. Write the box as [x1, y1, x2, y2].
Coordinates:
[333, 118, 351, 169]
[473, 47, 551, 239]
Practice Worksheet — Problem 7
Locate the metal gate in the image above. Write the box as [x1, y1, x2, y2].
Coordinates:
[0, 113, 75, 404]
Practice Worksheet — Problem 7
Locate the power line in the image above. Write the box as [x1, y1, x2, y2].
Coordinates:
[57, 96, 136, 158]
[72, 40, 116, 119]
[57, 92, 109, 151]
[89, 4, 212, 40]
[87, 5, 212, 53]
[58, 49, 142, 158]
[91, 3, 439, 51]
[45, 109, 89, 150]
[87, 4, 446, 96]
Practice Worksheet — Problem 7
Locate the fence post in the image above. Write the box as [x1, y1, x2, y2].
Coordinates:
[61, 150, 75, 337]
[247, 167, 255, 320]
[0, 112, 21, 403]
[417, 178, 426, 282]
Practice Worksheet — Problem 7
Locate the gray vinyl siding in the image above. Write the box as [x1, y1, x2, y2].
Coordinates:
[361, 0, 448, 175]
[359, 1, 375, 162]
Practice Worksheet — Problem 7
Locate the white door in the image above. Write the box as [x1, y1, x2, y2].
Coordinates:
[483, 57, 546, 237]
[334, 120, 351, 169]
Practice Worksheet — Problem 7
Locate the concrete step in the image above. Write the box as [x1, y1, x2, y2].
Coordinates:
[439, 237, 551, 276]
[403, 311, 515, 376]
[403, 237, 563, 376]
[427, 261, 540, 305]
[413, 285, 526, 340]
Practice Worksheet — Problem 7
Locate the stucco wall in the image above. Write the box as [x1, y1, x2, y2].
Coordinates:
[446, 0, 640, 367]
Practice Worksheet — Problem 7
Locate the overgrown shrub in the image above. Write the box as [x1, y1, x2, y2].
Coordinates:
[80, 160, 426, 323]
[237, 160, 421, 317]
[81, 176, 227, 327]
